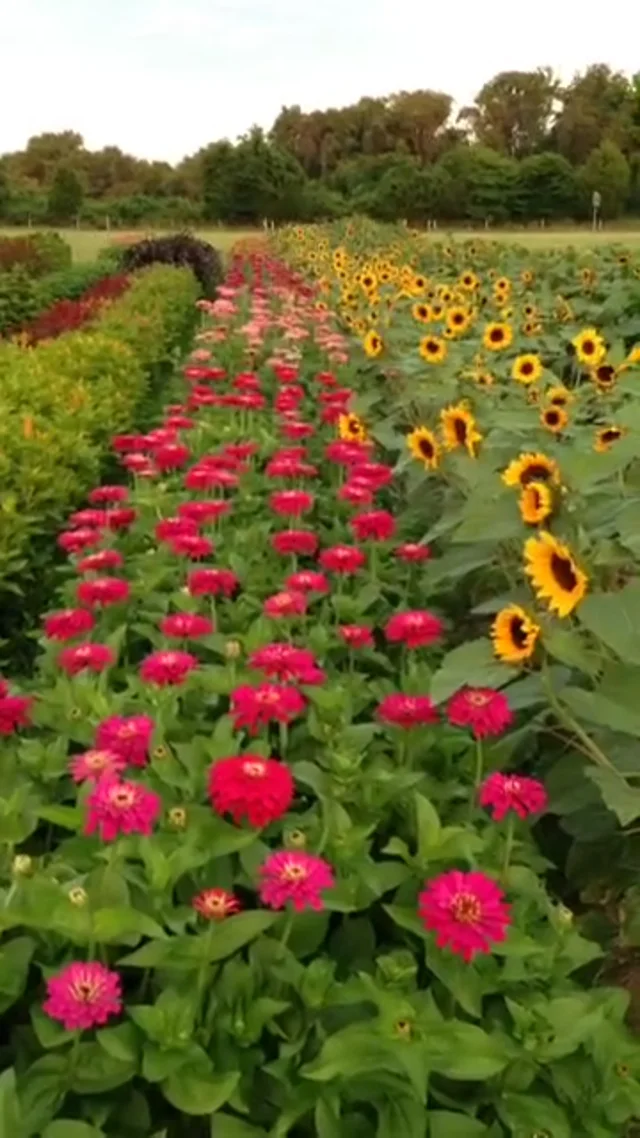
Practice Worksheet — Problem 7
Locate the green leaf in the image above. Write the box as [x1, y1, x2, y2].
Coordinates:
[211, 1116, 267, 1138]
[560, 685, 640, 738]
[414, 793, 441, 862]
[162, 1068, 239, 1116]
[428, 1112, 489, 1137]
[36, 805, 82, 830]
[0, 937, 36, 1013]
[206, 911, 278, 962]
[96, 1022, 140, 1064]
[543, 628, 600, 676]
[70, 1043, 137, 1094]
[119, 912, 277, 969]
[425, 942, 487, 1019]
[18, 1054, 66, 1137]
[30, 1006, 75, 1050]
[42, 1123, 104, 1138]
[497, 1092, 571, 1138]
[376, 1094, 426, 1138]
[578, 582, 640, 665]
[430, 639, 516, 704]
[91, 907, 167, 943]
[0, 1068, 21, 1138]
[586, 768, 640, 826]
[427, 1023, 511, 1080]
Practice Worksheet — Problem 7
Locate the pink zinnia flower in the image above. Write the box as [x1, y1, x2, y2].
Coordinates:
[58, 527, 102, 554]
[88, 485, 129, 505]
[319, 545, 366, 575]
[169, 534, 214, 560]
[160, 613, 214, 639]
[0, 693, 32, 735]
[69, 509, 108, 529]
[76, 550, 124, 574]
[85, 776, 161, 841]
[271, 529, 318, 556]
[230, 683, 306, 735]
[76, 577, 130, 609]
[208, 755, 294, 827]
[104, 507, 136, 531]
[96, 715, 155, 767]
[447, 687, 513, 739]
[263, 590, 307, 619]
[155, 517, 198, 543]
[385, 610, 443, 650]
[188, 567, 239, 597]
[350, 509, 396, 543]
[377, 694, 439, 728]
[418, 870, 511, 962]
[70, 748, 126, 783]
[58, 644, 115, 675]
[352, 461, 394, 489]
[339, 482, 374, 507]
[249, 644, 324, 684]
[44, 608, 96, 642]
[285, 570, 329, 595]
[193, 888, 241, 921]
[139, 650, 198, 686]
[43, 962, 122, 1032]
[339, 625, 374, 649]
[395, 543, 432, 563]
[269, 490, 315, 518]
[178, 500, 231, 524]
[259, 851, 335, 912]
[479, 773, 548, 821]
[185, 466, 238, 491]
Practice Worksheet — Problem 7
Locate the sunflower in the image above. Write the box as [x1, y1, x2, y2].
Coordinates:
[491, 604, 540, 664]
[627, 344, 640, 365]
[412, 274, 428, 293]
[338, 413, 368, 444]
[474, 371, 495, 387]
[523, 304, 537, 318]
[512, 354, 543, 386]
[495, 277, 511, 294]
[594, 425, 625, 453]
[523, 320, 540, 337]
[412, 302, 432, 324]
[363, 330, 384, 359]
[521, 269, 535, 286]
[430, 303, 445, 322]
[439, 288, 454, 305]
[440, 404, 482, 457]
[525, 532, 588, 617]
[592, 363, 617, 392]
[460, 270, 479, 291]
[581, 267, 597, 287]
[519, 480, 553, 525]
[406, 426, 440, 470]
[572, 328, 606, 368]
[546, 385, 573, 407]
[483, 322, 513, 351]
[541, 406, 569, 434]
[419, 335, 447, 364]
[361, 272, 377, 292]
[446, 306, 472, 335]
[502, 452, 561, 489]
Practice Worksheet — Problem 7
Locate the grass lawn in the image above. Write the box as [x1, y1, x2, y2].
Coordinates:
[2, 225, 640, 263]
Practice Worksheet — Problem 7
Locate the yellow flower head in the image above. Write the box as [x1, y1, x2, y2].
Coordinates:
[406, 426, 440, 470]
[440, 403, 482, 457]
[524, 531, 588, 618]
[491, 604, 540, 664]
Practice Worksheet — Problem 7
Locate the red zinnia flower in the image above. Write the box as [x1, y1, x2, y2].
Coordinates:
[269, 490, 315, 518]
[418, 870, 511, 962]
[479, 773, 548, 821]
[76, 577, 130, 609]
[249, 644, 324, 684]
[43, 962, 122, 1032]
[395, 543, 432, 563]
[271, 530, 318, 556]
[178, 500, 231, 524]
[339, 482, 374, 507]
[0, 693, 32, 735]
[351, 461, 394, 489]
[184, 466, 238, 491]
[88, 485, 129, 505]
[160, 613, 214, 638]
[377, 694, 439, 728]
[208, 755, 295, 827]
[169, 534, 214, 560]
[96, 715, 154, 767]
[58, 643, 115, 675]
[44, 608, 96, 642]
[139, 650, 198, 686]
[69, 509, 108, 529]
[230, 683, 306, 734]
[58, 527, 102, 554]
[385, 610, 443, 650]
[285, 570, 329, 594]
[258, 851, 335, 912]
[85, 776, 161, 841]
[319, 545, 366, 575]
[154, 443, 190, 471]
[121, 454, 156, 477]
[155, 517, 198, 543]
[193, 888, 241, 921]
[76, 550, 124, 574]
[104, 507, 136, 531]
[339, 625, 374, 649]
[187, 568, 239, 597]
[70, 748, 126, 782]
[281, 421, 315, 440]
[263, 590, 307, 619]
[350, 509, 396, 543]
[447, 687, 513, 739]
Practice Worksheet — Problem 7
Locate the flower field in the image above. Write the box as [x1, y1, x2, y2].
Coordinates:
[1, 229, 640, 1137]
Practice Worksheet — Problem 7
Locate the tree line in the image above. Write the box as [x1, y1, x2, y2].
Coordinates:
[1, 64, 640, 228]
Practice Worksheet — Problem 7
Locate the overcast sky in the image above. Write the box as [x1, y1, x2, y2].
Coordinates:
[1, 0, 637, 163]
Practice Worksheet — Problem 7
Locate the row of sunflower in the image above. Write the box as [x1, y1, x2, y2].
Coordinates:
[277, 218, 640, 912]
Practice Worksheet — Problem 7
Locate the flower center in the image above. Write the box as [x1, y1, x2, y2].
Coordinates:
[467, 691, 490, 707]
[453, 416, 468, 444]
[550, 552, 578, 592]
[243, 761, 266, 778]
[72, 979, 99, 1003]
[451, 892, 482, 924]
[504, 777, 522, 795]
[86, 750, 111, 770]
[282, 863, 308, 882]
[418, 437, 434, 458]
[509, 616, 528, 649]
[111, 788, 135, 808]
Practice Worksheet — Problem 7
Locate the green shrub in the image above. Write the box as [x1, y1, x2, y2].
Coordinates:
[0, 268, 40, 336]
[0, 232, 71, 277]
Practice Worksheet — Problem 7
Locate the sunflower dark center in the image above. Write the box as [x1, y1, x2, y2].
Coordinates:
[490, 327, 504, 342]
[550, 552, 578, 592]
[418, 437, 434, 458]
[602, 428, 620, 443]
[453, 417, 468, 444]
[521, 463, 552, 485]
[546, 410, 560, 426]
[509, 616, 528, 649]
[582, 339, 595, 355]
[597, 366, 615, 383]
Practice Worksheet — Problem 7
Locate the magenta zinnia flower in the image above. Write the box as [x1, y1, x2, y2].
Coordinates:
[377, 693, 438, 728]
[418, 869, 511, 962]
[160, 613, 214, 639]
[339, 625, 374, 649]
[319, 545, 366, 575]
[139, 650, 198, 686]
[447, 687, 513, 739]
[95, 715, 154, 767]
[263, 590, 307, 619]
[58, 643, 115, 675]
[188, 568, 239, 597]
[76, 577, 130, 608]
[259, 850, 335, 912]
[43, 961, 122, 1031]
[0, 692, 32, 735]
[193, 888, 241, 921]
[285, 570, 329, 595]
[230, 683, 306, 735]
[350, 509, 396, 543]
[248, 644, 324, 684]
[44, 608, 96, 642]
[208, 755, 294, 827]
[84, 776, 161, 841]
[395, 543, 432, 563]
[385, 610, 443, 650]
[70, 748, 126, 783]
[479, 773, 548, 821]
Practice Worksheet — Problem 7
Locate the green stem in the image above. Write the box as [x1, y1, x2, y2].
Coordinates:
[501, 814, 515, 885]
[541, 659, 615, 771]
[467, 738, 484, 820]
[279, 910, 295, 954]
[66, 1030, 83, 1089]
[196, 922, 217, 1023]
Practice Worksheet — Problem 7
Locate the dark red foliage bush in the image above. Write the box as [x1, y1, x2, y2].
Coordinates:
[23, 274, 130, 344]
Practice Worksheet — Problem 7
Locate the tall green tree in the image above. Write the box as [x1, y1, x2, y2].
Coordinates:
[47, 164, 84, 222]
[581, 140, 631, 218]
[554, 65, 635, 164]
[459, 70, 558, 157]
[516, 152, 579, 220]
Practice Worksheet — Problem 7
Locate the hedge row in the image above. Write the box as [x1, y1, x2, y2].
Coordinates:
[0, 232, 71, 276]
[0, 261, 121, 338]
[0, 265, 199, 656]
